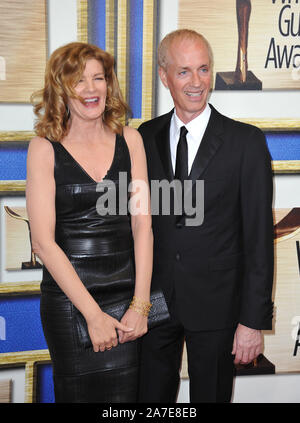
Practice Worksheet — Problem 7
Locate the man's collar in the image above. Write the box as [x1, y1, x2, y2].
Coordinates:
[172, 103, 211, 138]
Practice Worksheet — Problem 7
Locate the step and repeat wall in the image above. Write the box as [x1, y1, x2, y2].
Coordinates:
[0, 0, 299, 402]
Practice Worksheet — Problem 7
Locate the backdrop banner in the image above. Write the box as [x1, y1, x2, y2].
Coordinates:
[179, 0, 300, 90]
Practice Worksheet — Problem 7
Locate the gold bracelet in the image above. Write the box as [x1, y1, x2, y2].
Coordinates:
[129, 296, 152, 317]
[132, 296, 152, 307]
[129, 303, 149, 317]
[129, 302, 152, 316]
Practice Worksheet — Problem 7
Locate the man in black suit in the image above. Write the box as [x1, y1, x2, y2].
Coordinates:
[138, 29, 274, 403]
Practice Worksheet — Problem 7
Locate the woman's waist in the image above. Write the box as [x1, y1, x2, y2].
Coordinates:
[55, 230, 133, 257]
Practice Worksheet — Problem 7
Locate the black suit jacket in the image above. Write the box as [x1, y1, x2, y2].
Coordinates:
[138, 104, 274, 331]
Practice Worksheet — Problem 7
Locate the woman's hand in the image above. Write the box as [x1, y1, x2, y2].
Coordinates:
[87, 310, 133, 353]
[118, 308, 148, 344]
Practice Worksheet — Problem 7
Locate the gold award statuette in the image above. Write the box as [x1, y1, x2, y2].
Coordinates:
[215, 0, 262, 90]
[4, 206, 42, 270]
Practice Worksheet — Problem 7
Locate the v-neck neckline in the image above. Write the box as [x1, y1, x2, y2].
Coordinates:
[58, 135, 118, 184]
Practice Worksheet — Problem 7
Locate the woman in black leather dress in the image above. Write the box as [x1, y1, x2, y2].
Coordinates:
[26, 42, 153, 402]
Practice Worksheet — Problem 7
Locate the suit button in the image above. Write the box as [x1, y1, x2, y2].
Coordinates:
[176, 222, 183, 228]
[175, 253, 181, 261]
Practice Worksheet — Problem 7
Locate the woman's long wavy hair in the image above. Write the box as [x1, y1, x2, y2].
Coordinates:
[31, 42, 129, 141]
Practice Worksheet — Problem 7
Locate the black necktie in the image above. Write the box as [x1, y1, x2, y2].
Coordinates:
[175, 126, 188, 183]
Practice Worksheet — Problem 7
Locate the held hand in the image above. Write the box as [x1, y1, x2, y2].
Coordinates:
[87, 311, 133, 353]
[232, 323, 262, 365]
[118, 308, 148, 344]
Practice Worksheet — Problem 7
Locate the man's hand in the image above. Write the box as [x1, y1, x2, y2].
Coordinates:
[232, 323, 262, 364]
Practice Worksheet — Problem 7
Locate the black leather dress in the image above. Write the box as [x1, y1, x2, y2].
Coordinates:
[40, 134, 139, 402]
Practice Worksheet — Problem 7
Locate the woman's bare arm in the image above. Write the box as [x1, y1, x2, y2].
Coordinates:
[118, 126, 153, 343]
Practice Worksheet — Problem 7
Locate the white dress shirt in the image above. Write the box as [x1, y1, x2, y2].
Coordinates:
[170, 103, 211, 175]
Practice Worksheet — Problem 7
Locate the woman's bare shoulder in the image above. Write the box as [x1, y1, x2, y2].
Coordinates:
[27, 136, 55, 168]
[29, 135, 52, 150]
[122, 126, 143, 152]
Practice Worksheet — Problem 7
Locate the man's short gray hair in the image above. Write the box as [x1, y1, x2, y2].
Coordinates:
[158, 29, 214, 70]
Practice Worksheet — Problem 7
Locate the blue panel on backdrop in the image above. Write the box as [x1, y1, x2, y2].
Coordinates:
[36, 363, 55, 403]
[265, 132, 300, 161]
[88, 0, 106, 50]
[129, 0, 143, 118]
[0, 296, 47, 353]
[0, 132, 299, 182]
[0, 147, 27, 180]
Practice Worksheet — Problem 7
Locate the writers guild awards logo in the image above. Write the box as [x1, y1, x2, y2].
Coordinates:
[0, 56, 6, 80]
[0, 316, 6, 341]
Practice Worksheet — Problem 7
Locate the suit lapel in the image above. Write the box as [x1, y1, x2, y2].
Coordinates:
[177, 105, 225, 226]
[153, 105, 225, 185]
[188, 104, 224, 185]
[154, 111, 174, 182]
